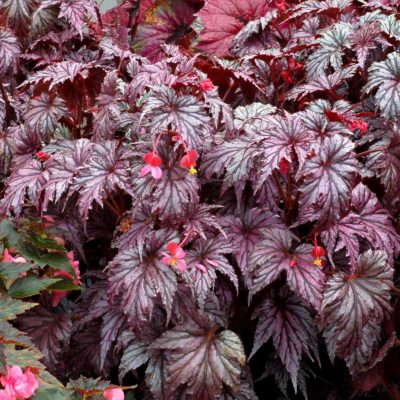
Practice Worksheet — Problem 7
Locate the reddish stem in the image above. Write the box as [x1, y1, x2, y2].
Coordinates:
[355, 147, 386, 158]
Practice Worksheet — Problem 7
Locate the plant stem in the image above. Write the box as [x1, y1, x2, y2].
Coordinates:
[272, 170, 288, 209]
[355, 147, 386, 158]
[222, 78, 235, 103]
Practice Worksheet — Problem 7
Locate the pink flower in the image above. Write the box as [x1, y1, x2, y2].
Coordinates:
[103, 388, 124, 400]
[52, 251, 81, 307]
[0, 366, 39, 399]
[180, 150, 198, 174]
[3, 249, 27, 264]
[140, 152, 163, 180]
[161, 242, 187, 271]
[200, 79, 214, 92]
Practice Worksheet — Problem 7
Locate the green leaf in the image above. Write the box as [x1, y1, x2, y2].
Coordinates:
[0, 295, 37, 319]
[27, 234, 65, 252]
[32, 387, 78, 400]
[0, 320, 34, 347]
[0, 262, 35, 282]
[8, 276, 61, 298]
[47, 278, 81, 291]
[39, 253, 74, 276]
[0, 343, 6, 373]
[0, 220, 20, 247]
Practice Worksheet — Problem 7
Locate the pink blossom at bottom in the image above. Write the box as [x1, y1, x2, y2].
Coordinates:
[0, 366, 39, 400]
[103, 387, 125, 400]
[140, 164, 163, 179]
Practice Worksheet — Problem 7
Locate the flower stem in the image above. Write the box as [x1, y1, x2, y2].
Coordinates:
[355, 147, 386, 158]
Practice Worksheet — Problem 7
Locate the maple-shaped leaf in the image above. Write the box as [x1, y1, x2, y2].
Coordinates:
[221, 208, 281, 272]
[70, 141, 132, 220]
[0, 29, 20, 76]
[202, 134, 260, 190]
[259, 113, 311, 179]
[322, 184, 400, 268]
[185, 235, 237, 309]
[134, 0, 196, 62]
[248, 228, 325, 310]
[24, 93, 70, 136]
[93, 71, 122, 142]
[151, 318, 245, 399]
[348, 22, 381, 68]
[151, 165, 199, 218]
[380, 13, 400, 41]
[43, 139, 93, 211]
[17, 302, 71, 368]
[289, 0, 353, 20]
[298, 135, 358, 226]
[364, 52, 400, 120]
[142, 86, 211, 150]
[251, 286, 319, 389]
[112, 203, 155, 256]
[196, 0, 269, 57]
[38, 0, 98, 39]
[306, 22, 352, 79]
[321, 250, 393, 358]
[108, 230, 178, 328]
[234, 102, 276, 133]
[0, 159, 48, 217]
[1, 0, 37, 37]
[203, 88, 234, 134]
[365, 131, 400, 205]
[181, 203, 224, 240]
[23, 60, 86, 89]
[288, 65, 358, 101]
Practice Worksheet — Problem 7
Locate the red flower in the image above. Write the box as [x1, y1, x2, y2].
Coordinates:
[180, 150, 198, 175]
[311, 245, 326, 258]
[140, 152, 163, 180]
[347, 119, 368, 135]
[287, 57, 303, 70]
[311, 235, 326, 267]
[36, 151, 50, 162]
[161, 242, 187, 271]
[200, 79, 214, 92]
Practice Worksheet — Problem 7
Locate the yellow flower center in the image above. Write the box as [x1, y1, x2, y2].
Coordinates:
[313, 258, 322, 266]
[189, 167, 197, 175]
[170, 258, 177, 266]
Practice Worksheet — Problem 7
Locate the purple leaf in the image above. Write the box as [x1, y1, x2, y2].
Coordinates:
[185, 235, 237, 309]
[151, 318, 245, 399]
[259, 113, 311, 178]
[151, 165, 199, 218]
[248, 228, 325, 310]
[251, 286, 319, 389]
[24, 93, 70, 136]
[321, 250, 393, 359]
[71, 140, 132, 220]
[108, 230, 179, 328]
[196, 0, 269, 57]
[299, 135, 358, 226]
[142, 86, 211, 150]
[17, 302, 71, 368]
[0, 159, 48, 217]
[364, 52, 400, 120]
[1, 0, 37, 37]
[322, 184, 400, 267]
[221, 208, 280, 272]
[0, 29, 20, 76]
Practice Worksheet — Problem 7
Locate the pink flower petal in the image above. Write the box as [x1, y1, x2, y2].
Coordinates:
[139, 165, 151, 177]
[103, 388, 124, 400]
[0, 389, 15, 400]
[195, 264, 207, 273]
[161, 255, 171, 264]
[176, 260, 187, 271]
[151, 166, 163, 180]
[174, 248, 186, 259]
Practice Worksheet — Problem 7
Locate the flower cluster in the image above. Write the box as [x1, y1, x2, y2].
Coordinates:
[0, 366, 39, 400]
